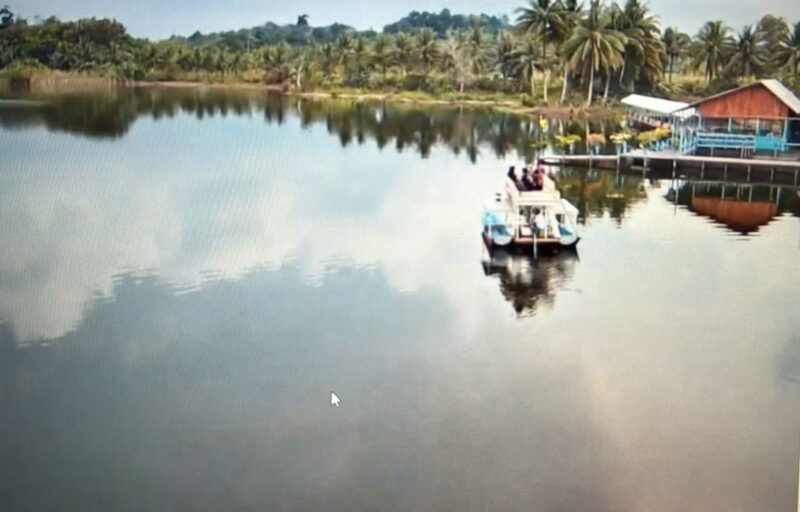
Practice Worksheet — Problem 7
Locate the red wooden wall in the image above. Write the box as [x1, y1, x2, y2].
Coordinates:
[697, 85, 789, 119]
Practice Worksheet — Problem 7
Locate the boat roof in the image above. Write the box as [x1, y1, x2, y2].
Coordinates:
[621, 94, 689, 115]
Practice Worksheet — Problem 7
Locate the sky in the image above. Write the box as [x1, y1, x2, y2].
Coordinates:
[10, 0, 799, 41]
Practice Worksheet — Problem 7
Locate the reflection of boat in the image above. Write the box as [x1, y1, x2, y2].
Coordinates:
[482, 248, 579, 316]
[482, 175, 580, 251]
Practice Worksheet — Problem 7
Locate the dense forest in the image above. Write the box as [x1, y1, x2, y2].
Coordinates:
[1, 2, 799, 106]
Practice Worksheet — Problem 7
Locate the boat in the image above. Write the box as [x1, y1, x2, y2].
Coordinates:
[482, 174, 580, 252]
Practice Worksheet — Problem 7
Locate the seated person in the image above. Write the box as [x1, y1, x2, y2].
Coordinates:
[521, 168, 536, 191]
[507, 165, 526, 191]
[533, 168, 544, 190]
[533, 208, 547, 237]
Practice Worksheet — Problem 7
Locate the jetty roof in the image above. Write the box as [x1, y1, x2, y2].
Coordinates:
[621, 94, 689, 115]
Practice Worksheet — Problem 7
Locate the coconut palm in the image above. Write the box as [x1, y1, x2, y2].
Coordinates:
[775, 21, 800, 75]
[319, 43, 336, 76]
[514, 0, 565, 101]
[727, 25, 766, 78]
[558, 0, 584, 103]
[661, 27, 690, 82]
[756, 14, 789, 71]
[561, 1, 626, 106]
[693, 20, 733, 82]
[371, 34, 395, 82]
[334, 32, 354, 77]
[614, 0, 664, 91]
[493, 31, 516, 87]
[468, 22, 488, 76]
[512, 37, 545, 96]
[416, 27, 440, 74]
[394, 32, 414, 77]
[352, 35, 369, 76]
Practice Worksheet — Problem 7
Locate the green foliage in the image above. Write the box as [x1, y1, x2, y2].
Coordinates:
[610, 130, 633, 144]
[1, 4, 798, 104]
[636, 126, 671, 146]
[383, 9, 509, 37]
[555, 134, 581, 147]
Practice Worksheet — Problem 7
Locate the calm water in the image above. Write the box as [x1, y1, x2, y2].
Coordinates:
[1, 88, 799, 512]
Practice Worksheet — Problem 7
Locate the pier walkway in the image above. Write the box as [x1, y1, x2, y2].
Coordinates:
[541, 151, 800, 187]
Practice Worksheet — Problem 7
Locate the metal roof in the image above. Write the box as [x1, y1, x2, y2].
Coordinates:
[679, 79, 800, 115]
[760, 79, 800, 114]
[621, 94, 689, 115]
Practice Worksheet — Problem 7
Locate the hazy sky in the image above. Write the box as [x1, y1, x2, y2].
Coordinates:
[10, 0, 799, 40]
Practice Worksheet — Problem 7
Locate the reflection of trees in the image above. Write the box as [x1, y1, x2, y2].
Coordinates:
[556, 167, 648, 224]
[482, 250, 578, 317]
[1, 88, 622, 160]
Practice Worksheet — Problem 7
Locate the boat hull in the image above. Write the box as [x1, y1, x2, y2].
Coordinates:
[482, 232, 580, 253]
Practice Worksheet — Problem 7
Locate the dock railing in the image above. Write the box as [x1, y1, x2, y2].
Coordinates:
[694, 132, 756, 151]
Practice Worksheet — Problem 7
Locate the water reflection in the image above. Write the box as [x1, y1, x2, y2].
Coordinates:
[0, 87, 622, 157]
[2, 87, 799, 512]
[482, 249, 578, 317]
[557, 168, 649, 224]
[668, 182, 800, 235]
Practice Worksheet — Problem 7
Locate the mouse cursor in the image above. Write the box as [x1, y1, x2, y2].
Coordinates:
[330, 391, 341, 407]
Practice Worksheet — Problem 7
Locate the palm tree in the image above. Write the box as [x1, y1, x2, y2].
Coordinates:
[514, 0, 565, 102]
[493, 31, 516, 88]
[512, 37, 545, 96]
[561, 1, 626, 106]
[394, 32, 414, 77]
[694, 20, 733, 82]
[319, 43, 336, 76]
[416, 28, 440, 74]
[372, 34, 395, 82]
[266, 42, 289, 82]
[756, 14, 789, 73]
[614, 0, 664, 92]
[468, 22, 488, 76]
[776, 21, 800, 75]
[558, 0, 583, 103]
[727, 25, 766, 79]
[334, 32, 354, 78]
[661, 27, 690, 82]
[352, 36, 369, 76]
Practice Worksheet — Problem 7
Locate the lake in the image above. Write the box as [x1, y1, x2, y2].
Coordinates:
[1, 87, 798, 512]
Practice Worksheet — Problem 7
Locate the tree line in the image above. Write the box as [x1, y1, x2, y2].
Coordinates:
[1, 1, 799, 106]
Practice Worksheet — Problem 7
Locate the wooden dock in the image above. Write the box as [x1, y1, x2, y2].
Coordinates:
[541, 151, 800, 187]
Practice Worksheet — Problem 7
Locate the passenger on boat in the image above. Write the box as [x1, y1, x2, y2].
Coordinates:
[521, 167, 536, 191]
[507, 165, 516, 181]
[533, 167, 544, 190]
[533, 208, 547, 237]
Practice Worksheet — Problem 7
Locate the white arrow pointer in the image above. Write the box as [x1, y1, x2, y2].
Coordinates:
[330, 391, 341, 407]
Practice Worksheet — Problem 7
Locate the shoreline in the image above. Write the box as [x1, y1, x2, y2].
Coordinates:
[129, 81, 624, 119]
[1, 73, 624, 119]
